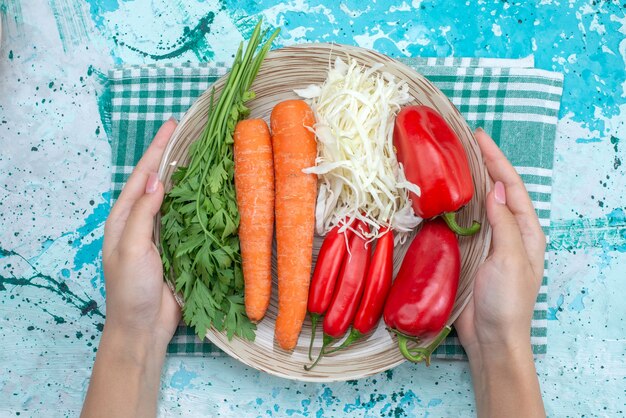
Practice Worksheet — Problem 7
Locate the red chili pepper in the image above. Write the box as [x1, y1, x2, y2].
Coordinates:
[305, 221, 371, 370]
[393, 105, 480, 236]
[325, 228, 394, 354]
[306, 222, 353, 360]
[383, 219, 460, 365]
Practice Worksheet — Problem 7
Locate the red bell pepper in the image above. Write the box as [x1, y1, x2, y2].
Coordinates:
[305, 221, 371, 370]
[306, 222, 353, 360]
[325, 228, 394, 354]
[383, 218, 460, 364]
[393, 105, 480, 236]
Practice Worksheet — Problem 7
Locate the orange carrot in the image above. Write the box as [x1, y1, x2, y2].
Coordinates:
[234, 119, 275, 322]
[271, 100, 318, 350]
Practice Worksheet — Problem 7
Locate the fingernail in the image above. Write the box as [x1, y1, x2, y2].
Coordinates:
[168, 116, 178, 123]
[145, 172, 160, 194]
[475, 127, 485, 134]
[494, 181, 506, 205]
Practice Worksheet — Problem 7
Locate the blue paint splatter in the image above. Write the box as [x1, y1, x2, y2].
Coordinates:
[397, 390, 420, 415]
[319, 387, 337, 407]
[84, 0, 119, 30]
[568, 288, 588, 313]
[607, 208, 625, 227]
[576, 138, 602, 144]
[343, 396, 362, 413]
[73, 236, 104, 271]
[427, 398, 442, 408]
[271, 387, 281, 398]
[598, 240, 614, 270]
[534, 3, 626, 132]
[70, 193, 110, 295]
[548, 294, 565, 320]
[169, 363, 198, 390]
[74, 193, 110, 239]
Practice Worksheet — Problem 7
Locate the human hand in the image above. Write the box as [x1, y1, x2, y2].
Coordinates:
[455, 128, 545, 358]
[102, 119, 181, 351]
[82, 120, 182, 418]
[454, 128, 546, 417]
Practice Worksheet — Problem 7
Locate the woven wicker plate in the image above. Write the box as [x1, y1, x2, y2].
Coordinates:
[155, 43, 491, 382]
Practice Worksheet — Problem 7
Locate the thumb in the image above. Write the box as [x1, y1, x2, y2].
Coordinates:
[119, 173, 165, 248]
[487, 181, 525, 254]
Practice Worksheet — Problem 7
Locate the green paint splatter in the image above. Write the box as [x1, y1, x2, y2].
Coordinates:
[610, 136, 622, 169]
[610, 135, 619, 152]
[550, 210, 626, 252]
[0, 246, 105, 330]
[8, 50, 13, 60]
[112, 12, 217, 61]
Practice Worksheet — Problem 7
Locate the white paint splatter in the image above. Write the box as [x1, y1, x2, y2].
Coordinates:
[559, 112, 601, 142]
[339, 3, 369, 18]
[492, 23, 502, 37]
[601, 45, 616, 55]
[389, 2, 411, 12]
[261, 0, 336, 35]
[575, 11, 587, 39]
[611, 14, 626, 89]
[579, 2, 596, 15]
[353, 25, 387, 50]
[589, 13, 606, 35]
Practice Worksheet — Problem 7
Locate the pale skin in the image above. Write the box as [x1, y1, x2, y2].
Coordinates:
[81, 124, 545, 418]
[81, 119, 181, 418]
[455, 128, 547, 418]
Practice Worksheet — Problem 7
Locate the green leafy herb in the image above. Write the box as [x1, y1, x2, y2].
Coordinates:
[160, 20, 279, 341]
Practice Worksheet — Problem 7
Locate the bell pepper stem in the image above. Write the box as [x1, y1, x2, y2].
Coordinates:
[395, 326, 452, 365]
[442, 212, 481, 236]
[308, 313, 319, 361]
[325, 328, 362, 354]
[304, 334, 335, 371]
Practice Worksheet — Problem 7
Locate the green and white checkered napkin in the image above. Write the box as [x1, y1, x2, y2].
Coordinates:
[106, 56, 563, 359]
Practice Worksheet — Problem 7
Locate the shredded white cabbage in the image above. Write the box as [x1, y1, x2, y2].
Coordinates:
[295, 57, 422, 242]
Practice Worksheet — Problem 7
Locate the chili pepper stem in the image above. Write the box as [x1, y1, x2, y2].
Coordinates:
[394, 326, 452, 365]
[325, 328, 362, 354]
[304, 334, 335, 371]
[308, 313, 320, 361]
[442, 212, 481, 236]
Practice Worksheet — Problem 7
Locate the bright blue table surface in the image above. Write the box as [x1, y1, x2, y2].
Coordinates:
[0, 1, 624, 416]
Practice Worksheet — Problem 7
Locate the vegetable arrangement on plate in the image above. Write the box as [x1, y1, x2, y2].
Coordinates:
[159, 20, 481, 372]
